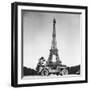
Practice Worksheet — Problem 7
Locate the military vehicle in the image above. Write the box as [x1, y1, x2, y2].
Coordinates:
[36, 57, 68, 76]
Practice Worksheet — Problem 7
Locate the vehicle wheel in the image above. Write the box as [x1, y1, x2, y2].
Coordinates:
[61, 69, 68, 76]
[41, 69, 49, 76]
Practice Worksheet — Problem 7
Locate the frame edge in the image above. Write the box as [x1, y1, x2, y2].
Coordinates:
[11, 2, 18, 87]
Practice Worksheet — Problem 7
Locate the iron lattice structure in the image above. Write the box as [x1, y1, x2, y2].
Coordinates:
[47, 18, 62, 64]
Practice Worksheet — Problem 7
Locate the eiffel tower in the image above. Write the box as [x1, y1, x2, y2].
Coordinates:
[47, 18, 62, 65]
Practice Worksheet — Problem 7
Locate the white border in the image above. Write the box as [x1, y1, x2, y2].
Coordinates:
[18, 5, 86, 84]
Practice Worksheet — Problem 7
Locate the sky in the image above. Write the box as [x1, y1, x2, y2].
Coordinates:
[22, 10, 81, 69]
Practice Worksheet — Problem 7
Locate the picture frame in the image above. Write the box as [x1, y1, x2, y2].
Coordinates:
[11, 2, 88, 87]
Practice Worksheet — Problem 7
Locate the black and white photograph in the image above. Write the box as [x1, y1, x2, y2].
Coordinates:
[22, 11, 81, 77]
[11, 2, 88, 87]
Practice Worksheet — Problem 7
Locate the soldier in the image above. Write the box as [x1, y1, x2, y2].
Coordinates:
[36, 57, 46, 72]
